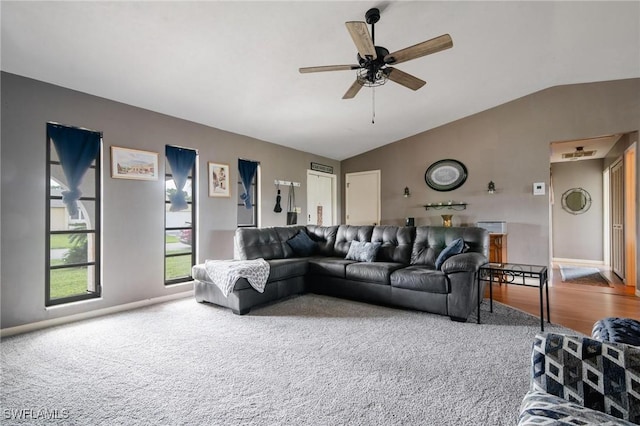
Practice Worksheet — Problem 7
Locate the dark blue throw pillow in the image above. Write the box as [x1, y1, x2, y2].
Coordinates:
[286, 231, 317, 257]
[435, 238, 464, 270]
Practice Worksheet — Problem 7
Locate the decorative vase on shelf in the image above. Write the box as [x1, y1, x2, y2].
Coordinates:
[441, 214, 453, 227]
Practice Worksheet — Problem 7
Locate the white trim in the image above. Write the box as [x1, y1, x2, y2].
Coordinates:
[552, 258, 605, 266]
[1, 290, 193, 338]
[602, 167, 610, 267]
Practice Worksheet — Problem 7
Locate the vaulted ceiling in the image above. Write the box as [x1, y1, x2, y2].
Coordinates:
[2, 1, 639, 160]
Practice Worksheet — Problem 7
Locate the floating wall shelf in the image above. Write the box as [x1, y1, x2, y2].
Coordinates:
[423, 202, 467, 211]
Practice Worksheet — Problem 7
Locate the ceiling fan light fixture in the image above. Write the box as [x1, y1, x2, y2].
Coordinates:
[356, 67, 388, 87]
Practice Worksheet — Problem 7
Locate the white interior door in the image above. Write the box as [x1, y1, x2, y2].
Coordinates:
[345, 170, 380, 225]
[306, 170, 336, 226]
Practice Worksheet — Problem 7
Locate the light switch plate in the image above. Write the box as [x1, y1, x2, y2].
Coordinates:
[533, 182, 545, 195]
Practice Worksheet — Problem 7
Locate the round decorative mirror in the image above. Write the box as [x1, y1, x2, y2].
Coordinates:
[561, 187, 591, 215]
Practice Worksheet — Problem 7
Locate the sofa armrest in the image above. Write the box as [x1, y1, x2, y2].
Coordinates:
[530, 333, 640, 423]
[441, 252, 487, 274]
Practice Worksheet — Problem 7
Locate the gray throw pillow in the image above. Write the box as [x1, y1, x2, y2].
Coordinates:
[345, 241, 381, 262]
[286, 231, 317, 257]
[435, 238, 464, 270]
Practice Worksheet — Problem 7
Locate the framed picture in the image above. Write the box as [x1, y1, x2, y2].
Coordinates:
[208, 162, 230, 197]
[111, 146, 159, 180]
[424, 159, 468, 192]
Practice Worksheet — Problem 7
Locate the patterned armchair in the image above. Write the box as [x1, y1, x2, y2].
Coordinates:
[518, 333, 640, 425]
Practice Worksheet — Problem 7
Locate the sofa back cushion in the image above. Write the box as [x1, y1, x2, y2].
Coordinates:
[334, 225, 374, 257]
[411, 226, 488, 267]
[306, 225, 339, 257]
[235, 227, 285, 260]
[273, 226, 306, 258]
[371, 226, 415, 264]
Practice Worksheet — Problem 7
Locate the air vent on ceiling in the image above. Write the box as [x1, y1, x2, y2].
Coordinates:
[562, 146, 596, 159]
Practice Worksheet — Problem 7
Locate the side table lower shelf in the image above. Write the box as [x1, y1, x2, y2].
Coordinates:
[477, 263, 550, 331]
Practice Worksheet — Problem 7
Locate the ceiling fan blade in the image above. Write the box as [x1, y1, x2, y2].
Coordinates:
[345, 21, 377, 59]
[299, 65, 360, 73]
[385, 67, 426, 91]
[342, 80, 364, 99]
[384, 34, 453, 65]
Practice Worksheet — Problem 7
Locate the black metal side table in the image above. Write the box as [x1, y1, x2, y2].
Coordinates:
[477, 263, 550, 331]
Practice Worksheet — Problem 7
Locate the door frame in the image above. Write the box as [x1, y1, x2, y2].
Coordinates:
[306, 170, 337, 226]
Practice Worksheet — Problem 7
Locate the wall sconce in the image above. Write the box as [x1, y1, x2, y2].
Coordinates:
[403, 186, 411, 198]
[487, 181, 496, 194]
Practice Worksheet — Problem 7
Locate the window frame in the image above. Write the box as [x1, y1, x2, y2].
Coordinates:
[45, 124, 102, 306]
[164, 147, 197, 285]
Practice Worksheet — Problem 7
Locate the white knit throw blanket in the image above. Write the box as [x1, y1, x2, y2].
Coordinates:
[203, 259, 270, 297]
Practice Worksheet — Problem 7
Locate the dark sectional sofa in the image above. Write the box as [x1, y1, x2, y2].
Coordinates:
[193, 225, 489, 321]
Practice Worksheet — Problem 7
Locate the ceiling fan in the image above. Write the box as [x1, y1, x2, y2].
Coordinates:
[299, 7, 453, 99]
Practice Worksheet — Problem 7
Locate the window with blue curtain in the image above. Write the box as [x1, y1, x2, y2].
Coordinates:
[165, 145, 197, 284]
[46, 122, 102, 306]
[237, 159, 259, 227]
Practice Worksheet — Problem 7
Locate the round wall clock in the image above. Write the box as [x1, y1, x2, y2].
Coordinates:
[424, 159, 468, 191]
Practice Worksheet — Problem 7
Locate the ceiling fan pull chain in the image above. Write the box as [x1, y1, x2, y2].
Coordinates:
[372, 87, 375, 124]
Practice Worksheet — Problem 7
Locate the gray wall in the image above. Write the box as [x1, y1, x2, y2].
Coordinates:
[550, 159, 604, 261]
[0, 72, 341, 329]
[342, 79, 640, 274]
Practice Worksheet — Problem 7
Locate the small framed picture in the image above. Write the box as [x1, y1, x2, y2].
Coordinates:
[208, 162, 230, 197]
[111, 146, 159, 180]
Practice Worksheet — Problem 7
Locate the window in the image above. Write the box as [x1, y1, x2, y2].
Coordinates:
[165, 146, 197, 285]
[237, 160, 260, 227]
[46, 123, 101, 306]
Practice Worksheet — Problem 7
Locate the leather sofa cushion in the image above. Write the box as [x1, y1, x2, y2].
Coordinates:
[307, 257, 355, 278]
[345, 262, 405, 285]
[411, 226, 488, 267]
[235, 227, 284, 260]
[267, 258, 309, 282]
[371, 226, 415, 264]
[390, 266, 450, 293]
[306, 225, 339, 257]
[334, 225, 374, 257]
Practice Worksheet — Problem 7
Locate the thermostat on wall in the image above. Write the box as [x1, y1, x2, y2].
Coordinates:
[533, 182, 545, 195]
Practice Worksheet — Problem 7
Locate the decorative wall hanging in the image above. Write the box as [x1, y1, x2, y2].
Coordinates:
[424, 159, 468, 192]
[208, 162, 230, 197]
[111, 146, 158, 181]
[561, 187, 591, 215]
[310, 162, 334, 174]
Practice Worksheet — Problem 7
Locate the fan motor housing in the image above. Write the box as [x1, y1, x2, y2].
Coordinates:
[357, 46, 389, 67]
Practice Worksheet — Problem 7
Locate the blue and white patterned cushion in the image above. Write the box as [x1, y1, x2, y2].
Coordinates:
[521, 333, 640, 425]
[519, 390, 637, 425]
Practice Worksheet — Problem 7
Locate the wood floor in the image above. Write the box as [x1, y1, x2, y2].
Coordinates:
[487, 265, 639, 335]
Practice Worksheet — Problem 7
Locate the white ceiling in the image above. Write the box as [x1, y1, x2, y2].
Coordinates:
[2, 1, 639, 161]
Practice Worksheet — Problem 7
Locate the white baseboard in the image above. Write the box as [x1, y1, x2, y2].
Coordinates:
[0, 290, 193, 338]
[553, 258, 605, 267]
